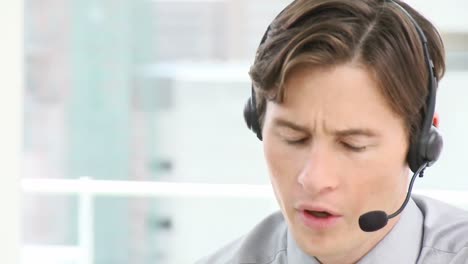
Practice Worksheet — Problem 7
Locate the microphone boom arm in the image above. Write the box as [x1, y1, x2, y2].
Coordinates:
[388, 162, 428, 219]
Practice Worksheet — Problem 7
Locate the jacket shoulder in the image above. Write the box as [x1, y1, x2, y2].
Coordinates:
[196, 211, 288, 264]
[413, 194, 468, 263]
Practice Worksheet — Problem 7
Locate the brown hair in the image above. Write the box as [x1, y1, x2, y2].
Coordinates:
[249, 0, 445, 144]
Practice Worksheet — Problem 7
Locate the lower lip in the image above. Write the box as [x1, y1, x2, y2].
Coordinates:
[299, 210, 342, 230]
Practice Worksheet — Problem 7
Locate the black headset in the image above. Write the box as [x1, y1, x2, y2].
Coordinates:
[243, 0, 443, 173]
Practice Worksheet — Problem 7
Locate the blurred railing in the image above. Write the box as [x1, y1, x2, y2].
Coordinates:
[21, 177, 468, 264]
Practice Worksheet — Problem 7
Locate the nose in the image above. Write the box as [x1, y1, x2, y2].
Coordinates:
[297, 144, 340, 196]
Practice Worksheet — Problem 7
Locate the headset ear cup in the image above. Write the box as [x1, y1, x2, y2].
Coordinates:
[408, 126, 443, 173]
[243, 98, 254, 130]
[243, 98, 263, 141]
[424, 126, 443, 166]
[407, 138, 421, 173]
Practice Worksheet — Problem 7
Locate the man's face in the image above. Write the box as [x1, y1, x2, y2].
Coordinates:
[262, 64, 410, 263]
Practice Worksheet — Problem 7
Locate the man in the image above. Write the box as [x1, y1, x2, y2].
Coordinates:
[198, 0, 468, 263]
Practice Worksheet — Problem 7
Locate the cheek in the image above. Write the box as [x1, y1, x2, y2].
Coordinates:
[348, 145, 408, 211]
[264, 139, 308, 179]
[263, 139, 307, 197]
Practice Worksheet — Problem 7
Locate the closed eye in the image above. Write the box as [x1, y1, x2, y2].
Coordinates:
[341, 142, 367, 152]
[285, 137, 309, 145]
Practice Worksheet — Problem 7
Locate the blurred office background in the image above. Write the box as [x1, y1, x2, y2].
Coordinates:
[20, 0, 468, 263]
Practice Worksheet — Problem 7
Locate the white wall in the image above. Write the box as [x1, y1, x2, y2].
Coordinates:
[0, 1, 23, 263]
[407, 0, 468, 32]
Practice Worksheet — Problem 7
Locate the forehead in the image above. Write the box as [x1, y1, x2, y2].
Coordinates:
[267, 64, 405, 133]
[282, 64, 380, 105]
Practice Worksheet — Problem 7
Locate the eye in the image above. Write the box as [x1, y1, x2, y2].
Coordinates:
[341, 142, 367, 152]
[284, 137, 309, 145]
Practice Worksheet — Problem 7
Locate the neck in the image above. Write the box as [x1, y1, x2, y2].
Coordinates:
[317, 215, 401, 264]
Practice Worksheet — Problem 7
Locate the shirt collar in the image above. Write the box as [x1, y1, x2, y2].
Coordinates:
[358, 198, 423, 263]
[286, 198, 423, 263]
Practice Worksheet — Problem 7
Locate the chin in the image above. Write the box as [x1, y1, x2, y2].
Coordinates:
[290, 214, 347, 257]
[296, 232, 345, 259]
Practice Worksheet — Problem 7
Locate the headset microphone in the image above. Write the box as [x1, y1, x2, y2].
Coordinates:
[359, 162, 428, 232]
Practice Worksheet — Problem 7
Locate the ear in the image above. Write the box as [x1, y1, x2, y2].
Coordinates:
[433, 112, 440, 128]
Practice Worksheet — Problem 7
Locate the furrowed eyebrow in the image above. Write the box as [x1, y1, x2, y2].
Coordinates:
[272, 118, 308, 132]
[332, 128, 379, 138]
[272, 118, 379, 138]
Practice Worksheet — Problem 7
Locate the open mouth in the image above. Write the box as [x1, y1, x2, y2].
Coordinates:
[300, 209, 341, 229]
[305, 210, 333, 218]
